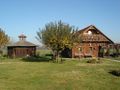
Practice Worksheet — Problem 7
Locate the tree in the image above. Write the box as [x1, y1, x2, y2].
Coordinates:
[0, 28, 9, 55]
[36, 21, 80, 62]
[108, 47, 118, 57]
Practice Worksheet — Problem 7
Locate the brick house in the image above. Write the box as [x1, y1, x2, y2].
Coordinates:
[72, 25, 114, 58]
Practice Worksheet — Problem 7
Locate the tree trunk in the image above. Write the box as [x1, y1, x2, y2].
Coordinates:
[52, 50, 63, 63]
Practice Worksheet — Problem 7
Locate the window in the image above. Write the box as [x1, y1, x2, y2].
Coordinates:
[88, 31, 92, 35]
[89, 43, 92, 46]
[78, 47, 82, 52]
[89, 47, 92, 51]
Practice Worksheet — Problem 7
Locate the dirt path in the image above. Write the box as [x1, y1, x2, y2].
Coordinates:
[109, 59, 120, 62]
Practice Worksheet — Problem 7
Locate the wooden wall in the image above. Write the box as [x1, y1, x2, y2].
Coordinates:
[72, 43, 109, 58]
[8, 46, 36, 58]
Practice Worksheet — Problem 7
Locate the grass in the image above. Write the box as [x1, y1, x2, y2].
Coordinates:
[0, 58, 120, 90]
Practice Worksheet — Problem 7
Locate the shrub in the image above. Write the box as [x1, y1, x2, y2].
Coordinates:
[22, 56, 51, 62]
[45, 54, 53, 56]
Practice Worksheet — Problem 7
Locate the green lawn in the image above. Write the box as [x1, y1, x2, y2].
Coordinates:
[0, 58, 120, 90]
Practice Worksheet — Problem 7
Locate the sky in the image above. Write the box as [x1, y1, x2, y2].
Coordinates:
[0, 0, 120, 45]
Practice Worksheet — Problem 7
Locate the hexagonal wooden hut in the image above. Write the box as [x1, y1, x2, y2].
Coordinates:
[7, 34, 36, 58]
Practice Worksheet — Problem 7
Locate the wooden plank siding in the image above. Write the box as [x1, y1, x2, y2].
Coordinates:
[8, 46, 36, 58]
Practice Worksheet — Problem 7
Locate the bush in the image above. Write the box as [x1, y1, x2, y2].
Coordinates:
[45, 54, 53, 56]
[109, 69, 120, 77]
[22, 56, 51, 62]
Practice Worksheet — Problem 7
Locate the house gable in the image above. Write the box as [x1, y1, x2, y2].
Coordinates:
[77, 25, 114, 44]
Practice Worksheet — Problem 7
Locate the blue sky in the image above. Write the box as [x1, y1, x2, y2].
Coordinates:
[0, 0, 120, 45]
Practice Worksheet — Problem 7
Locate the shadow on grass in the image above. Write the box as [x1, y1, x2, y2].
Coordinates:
[22, 56, 53, 62]
[109, 69, 120, 77]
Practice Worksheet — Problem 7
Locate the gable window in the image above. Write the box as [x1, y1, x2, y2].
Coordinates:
[88, 31, 92, 35]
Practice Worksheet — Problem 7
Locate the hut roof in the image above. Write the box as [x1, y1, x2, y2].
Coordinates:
[8, 34, 36, 47]
[8, 40, 36, 47]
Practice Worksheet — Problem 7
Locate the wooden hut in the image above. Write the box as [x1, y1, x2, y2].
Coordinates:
[7, 34, 36, 58]
[72, 25, 114, 58]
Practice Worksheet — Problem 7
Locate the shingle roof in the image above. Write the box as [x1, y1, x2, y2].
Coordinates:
[8, 34, 36, 47]
[8, 40, 36, 47]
